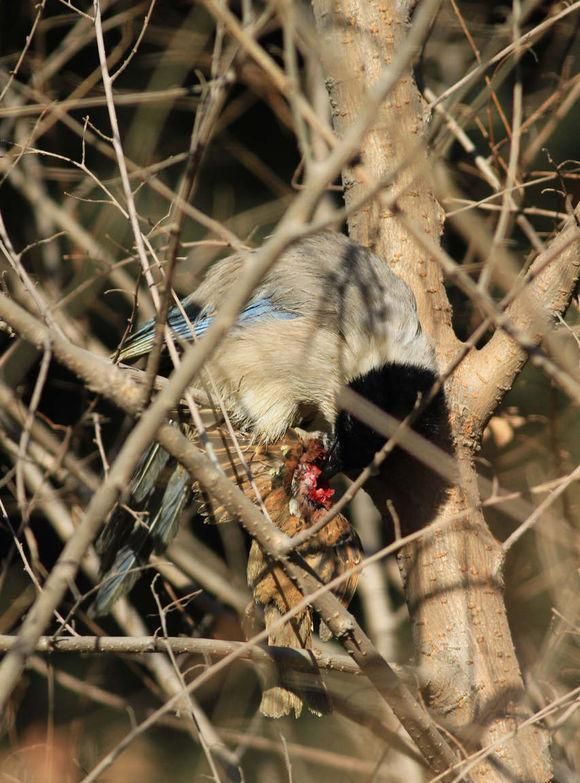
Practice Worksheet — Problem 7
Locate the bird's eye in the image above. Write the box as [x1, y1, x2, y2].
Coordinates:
[297, 402, 320, 428]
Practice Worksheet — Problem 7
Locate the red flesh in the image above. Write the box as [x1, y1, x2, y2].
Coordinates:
[300, 463, 335, 508]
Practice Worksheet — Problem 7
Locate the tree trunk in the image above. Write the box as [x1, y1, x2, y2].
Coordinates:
[311, 1, 555, 780]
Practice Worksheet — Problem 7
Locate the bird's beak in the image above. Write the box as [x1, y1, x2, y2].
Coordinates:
[319, 436, 343, 482]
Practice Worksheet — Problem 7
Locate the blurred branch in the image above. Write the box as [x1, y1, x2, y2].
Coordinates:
[469, 204, 580, 417]
[0, 633, 365, 674]
[429, 3, 580, 110]
[501, 464, 580, 553]
[0, 86, 194, 119]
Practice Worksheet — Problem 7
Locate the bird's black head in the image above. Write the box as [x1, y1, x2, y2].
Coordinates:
[324, 362, 450, 479]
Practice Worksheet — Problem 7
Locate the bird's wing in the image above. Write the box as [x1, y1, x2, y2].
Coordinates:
[117, 296, 298, 361]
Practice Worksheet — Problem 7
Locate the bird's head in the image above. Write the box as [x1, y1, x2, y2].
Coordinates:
[322, 361, 450, 479]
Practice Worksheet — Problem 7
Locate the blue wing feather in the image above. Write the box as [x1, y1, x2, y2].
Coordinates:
[118, 296, 297, 361]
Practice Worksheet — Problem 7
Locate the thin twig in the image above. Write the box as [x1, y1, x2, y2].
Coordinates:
[502, 465, 580, 553]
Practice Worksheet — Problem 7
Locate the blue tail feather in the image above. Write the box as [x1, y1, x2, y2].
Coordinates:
[131, 443, 170, 504]
[91, 440, 193, 616]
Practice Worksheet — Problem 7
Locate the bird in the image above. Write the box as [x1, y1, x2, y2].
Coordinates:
[92, 230, 442, 612]
[116, 231, 437, 440]
[91, 404, 363, 718]
[245, 432, 363, 718]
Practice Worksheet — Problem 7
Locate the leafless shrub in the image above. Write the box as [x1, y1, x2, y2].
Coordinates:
[0, 1, 578, 782]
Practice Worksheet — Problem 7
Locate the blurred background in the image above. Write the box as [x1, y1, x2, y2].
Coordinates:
[0, 0, 578, 780]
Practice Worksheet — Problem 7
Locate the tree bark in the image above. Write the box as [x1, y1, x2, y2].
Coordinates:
[311, 1, 580, 780]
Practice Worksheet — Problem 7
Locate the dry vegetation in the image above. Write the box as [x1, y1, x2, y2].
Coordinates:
[0, 1, 579, 782]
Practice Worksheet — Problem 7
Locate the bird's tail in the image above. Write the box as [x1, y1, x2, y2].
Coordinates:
[90, 434, 193, 617]
[89, 402, 277, 616]
[259, 605, 331, 719]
